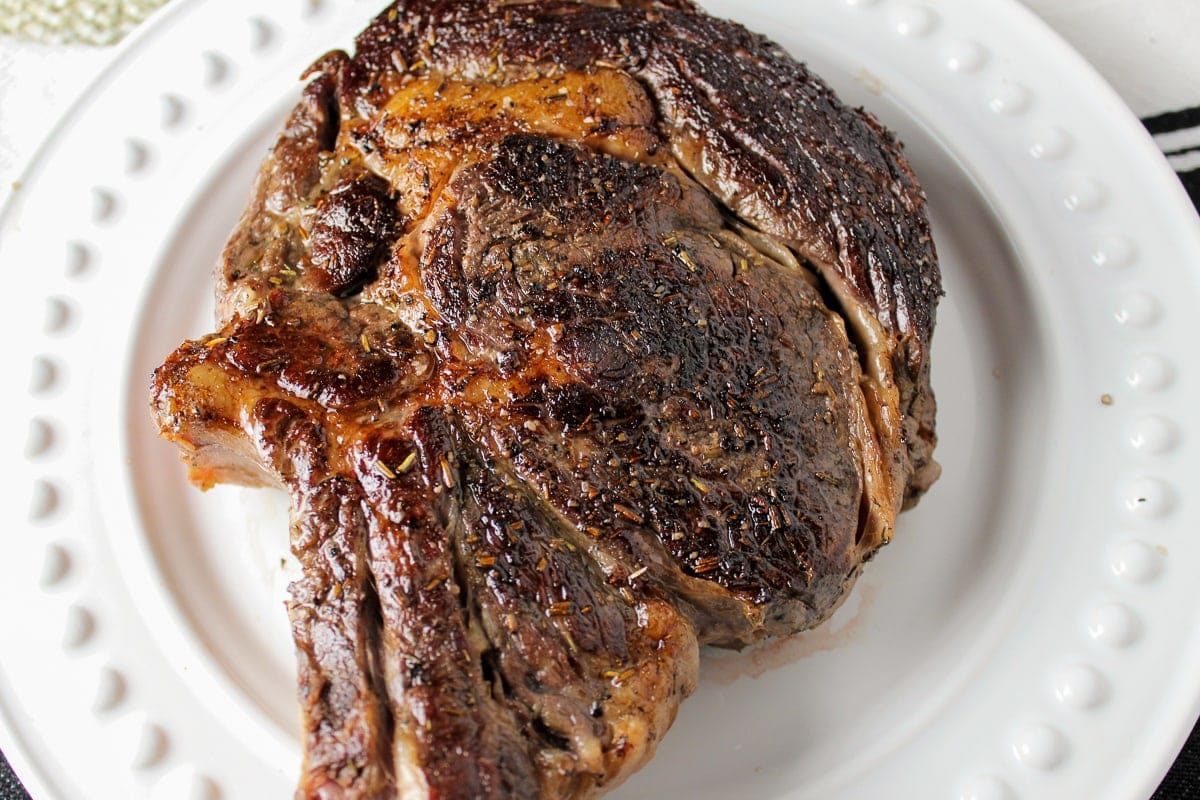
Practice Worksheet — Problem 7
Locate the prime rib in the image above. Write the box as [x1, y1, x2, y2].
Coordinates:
[151, 1, 941, 797]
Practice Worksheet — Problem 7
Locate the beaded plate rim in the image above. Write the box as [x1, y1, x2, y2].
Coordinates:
[2, 0, 1200, 798]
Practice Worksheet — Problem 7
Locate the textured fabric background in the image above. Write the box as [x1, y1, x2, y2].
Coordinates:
[1, 1, 1198, 798]
[0, 0, 168, 45]
[1156, 719, 1200, 799]
[0, 753, 24, 800]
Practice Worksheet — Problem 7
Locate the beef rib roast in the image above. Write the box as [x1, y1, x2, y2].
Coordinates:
[151, 1, 941, 797]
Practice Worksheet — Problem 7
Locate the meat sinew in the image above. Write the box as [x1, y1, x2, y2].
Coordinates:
[151, 1, 941, 797]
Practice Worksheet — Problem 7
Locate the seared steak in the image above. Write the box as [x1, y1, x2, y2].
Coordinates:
[151, 1, 941, 797]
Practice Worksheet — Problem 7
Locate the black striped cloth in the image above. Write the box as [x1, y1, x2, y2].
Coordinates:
[1, 110, 1199, 800]
[1146, 107, 1200, 208]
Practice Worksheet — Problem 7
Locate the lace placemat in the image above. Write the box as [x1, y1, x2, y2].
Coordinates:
[0, 0, 169, 46]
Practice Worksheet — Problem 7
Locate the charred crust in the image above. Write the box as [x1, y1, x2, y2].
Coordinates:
[309, 174, 400, 298]
[353, 0, 940, 373]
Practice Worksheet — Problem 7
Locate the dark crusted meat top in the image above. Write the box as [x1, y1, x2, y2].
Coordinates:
[350, 0, 940, 370]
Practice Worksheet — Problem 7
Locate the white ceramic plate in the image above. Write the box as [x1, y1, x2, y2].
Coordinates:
[3, 1, 1199, 798]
